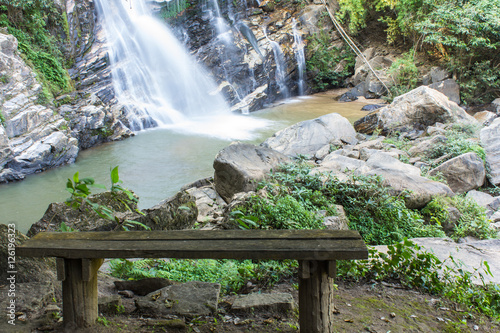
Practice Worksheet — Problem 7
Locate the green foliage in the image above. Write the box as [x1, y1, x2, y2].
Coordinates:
[385, 51, 419, 101]
[426, 124, 485, 167]
[306, 30, 355, 91]
[326, 173, 444, 244]
[421, 195, 495, 241]
[109, 258, 298, 294]
[159, 0, 190, 20]
[337, 0, 500, 104]
[0, 109, 5, 125]
[65, 166, 150, 231]
[231, 163, 444, 244]
[230, 163, 333, 230]
[0, 0, 72, 99]
[338, 239, 500, 319]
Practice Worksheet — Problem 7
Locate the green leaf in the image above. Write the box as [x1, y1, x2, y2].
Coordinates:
[73, 171, 79, 183]
[111, 166, 120, 184]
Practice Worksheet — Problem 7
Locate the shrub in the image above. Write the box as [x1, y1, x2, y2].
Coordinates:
[109, 258, 298, 294]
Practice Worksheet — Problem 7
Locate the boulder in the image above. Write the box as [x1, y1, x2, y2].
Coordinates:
[231, 292, 295, 313]
[429, 79, 460, 104]
[466, 190, 495, 208]
[473, 111, 496, 126]
[428, 152, 485, 194]
[135, 281, 220, 317]
[0, 282, 56, 322]
[262, 113, 357, 158]
[139, 191, 198, 230]
[115, 278, 174, 296]
[480, 118, 500, 185]
[213, 143, 291, 202]
[314, 153, 454, 208]
[354, 86, 477, 135]
[0, 224, 56, 284]
[364, 153, 454, 208]
[408, 135, 447, 158]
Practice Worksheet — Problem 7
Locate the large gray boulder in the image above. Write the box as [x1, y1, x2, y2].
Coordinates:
[314, 153, 454, 208]
[261, 113, 357, 158]
[429, 79, 460, 104]
[428, 152, 485, 194]
[354, 86, 477, 135]
[480, 118, 500, 185]
[213, 143, 291, 202]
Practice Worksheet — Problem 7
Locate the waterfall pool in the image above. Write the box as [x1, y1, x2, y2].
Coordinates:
[0, 94, 373, 233]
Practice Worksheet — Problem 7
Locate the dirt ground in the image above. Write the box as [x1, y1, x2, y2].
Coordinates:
[14, 279, 499, 333]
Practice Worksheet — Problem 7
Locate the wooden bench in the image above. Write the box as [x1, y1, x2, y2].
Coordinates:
[18, 229, 368, 332]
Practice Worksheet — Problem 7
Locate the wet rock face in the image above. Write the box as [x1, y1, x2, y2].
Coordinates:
[0, 33, 79, 183]
[167, 1, 328, 111]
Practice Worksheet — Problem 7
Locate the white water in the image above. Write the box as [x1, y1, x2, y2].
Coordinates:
[292, 19, 307, 96]
[95, 0, 268, 139]
[265, 29, 290, 98]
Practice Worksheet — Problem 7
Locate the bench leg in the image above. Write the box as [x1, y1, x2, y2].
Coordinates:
[298, 260, 336, 333]
[58, 258, 103, 329]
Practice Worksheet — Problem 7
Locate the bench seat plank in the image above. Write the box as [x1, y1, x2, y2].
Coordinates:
[18, 230, 368, 261]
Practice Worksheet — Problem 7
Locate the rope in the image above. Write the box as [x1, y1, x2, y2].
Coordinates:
[319, 0, 392, 97]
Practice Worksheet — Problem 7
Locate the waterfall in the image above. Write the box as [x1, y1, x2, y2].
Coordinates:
[292, 19, 307, 96]
[264, 29, 290, 99]
[95, 0, 229, 131]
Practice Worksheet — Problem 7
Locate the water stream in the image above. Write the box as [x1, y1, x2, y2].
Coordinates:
[0, 96, 369, 233]
[292, 19, 307, 96]
[95, 0, 231, 130]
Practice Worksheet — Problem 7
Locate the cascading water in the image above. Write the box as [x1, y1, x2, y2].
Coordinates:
[95, 0, 228, 130]
[264, 29, 290, 99]
[292, 19, 307, 96]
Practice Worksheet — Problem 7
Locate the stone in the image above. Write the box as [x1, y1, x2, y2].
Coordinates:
[313, 153, 454, 208]
[428, 152, 485, 194]
[314, 144, 331, 160]
[354, 86, 477, 135]
[474, 111, 496, 126]
[27, 191, 141, 236]
[185, 185, 226, 223]
[0, 282, 56, 321]
[480, 118, 500, 185]
[429, 79, 461, 104]
[213, 143, 291, 202]
[430, 67, 451, 83]
[98, 295, 123, 315]
[466, 190, 495, 208]
[139, 190, 198, 230]
[231, 292, 294, 313]
[114, 278, 174, 296]
[262, 113, 357, 158]
[135, 281, 220, 317]
[322, 205, 349, 230]
[0, 224, 56, 284]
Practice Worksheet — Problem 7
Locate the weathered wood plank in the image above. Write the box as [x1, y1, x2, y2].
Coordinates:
[18, 237, 368, 260]
[22, 229, 363, 241]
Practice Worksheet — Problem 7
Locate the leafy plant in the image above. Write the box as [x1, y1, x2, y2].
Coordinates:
[109, 258, 298, 294]
[338, 239, 500, 319]
[385, 51, 419, 101]
[0, 0, 73, 99]
[65, 166, 150, 231]
[306, 29, 355, 91]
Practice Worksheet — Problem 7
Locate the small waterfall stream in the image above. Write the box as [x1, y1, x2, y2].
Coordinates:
[292, 19, 307, 96]
[95, 0, 229, 130]
[264, 29, 290, 99]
